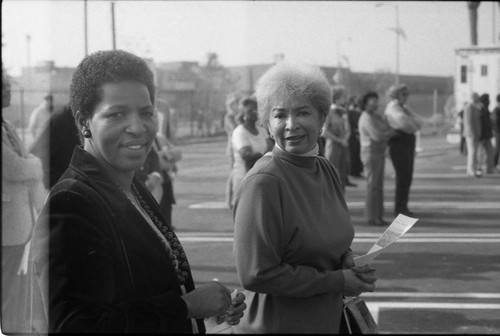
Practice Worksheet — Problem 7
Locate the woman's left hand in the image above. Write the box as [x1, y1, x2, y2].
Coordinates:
[223, 291, 246, 326]
[341, 253, 355, 269]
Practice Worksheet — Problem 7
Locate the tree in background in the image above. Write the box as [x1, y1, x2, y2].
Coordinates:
[192, 53, 240, 136]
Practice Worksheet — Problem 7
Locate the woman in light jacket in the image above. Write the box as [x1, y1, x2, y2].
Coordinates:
[358, 91, 396, 226]
[2, 69, 46, 333]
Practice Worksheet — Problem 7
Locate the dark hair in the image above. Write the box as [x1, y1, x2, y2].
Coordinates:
[479, 93, 489, 105]
[497, 94, 500, 104]
[331, 86, 346, 103]
[237, 97, 258, 124]
[70, 49, 155, 129]
[361, 91, 379, 110]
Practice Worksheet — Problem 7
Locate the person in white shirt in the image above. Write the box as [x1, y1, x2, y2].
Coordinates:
[463, 93, 482, 177]
[359, 91, 397, 226]
[384, 84, 422, 217]
[27, 94, 53, 142]
[229, 97, 271, 209]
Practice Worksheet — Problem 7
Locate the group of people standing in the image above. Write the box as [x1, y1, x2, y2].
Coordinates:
[3, 48, 426, 334]
[462, 92, 499, 177]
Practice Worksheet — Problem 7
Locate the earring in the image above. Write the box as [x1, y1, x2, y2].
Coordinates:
[82, 128, 92, 138]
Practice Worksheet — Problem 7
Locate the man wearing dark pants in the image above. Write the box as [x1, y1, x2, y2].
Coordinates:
[384, 84, 422, 217]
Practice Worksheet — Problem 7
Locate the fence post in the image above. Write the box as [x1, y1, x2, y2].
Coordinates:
[433, 89, 438, 134]
[20, 87, 26, 144]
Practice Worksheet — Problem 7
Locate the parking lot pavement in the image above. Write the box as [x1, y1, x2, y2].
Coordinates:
[172, 134, 500, 334]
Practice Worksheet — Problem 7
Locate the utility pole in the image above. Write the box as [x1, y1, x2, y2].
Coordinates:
[111, 2, 116, 49]
[84, 0, 88, 56]
[395, 4, 400, 85]
[26, 34, 31, 83]
[375, 3, 402, 85]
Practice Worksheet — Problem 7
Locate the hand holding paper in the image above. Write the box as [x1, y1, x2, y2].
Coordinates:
[353, 214, 419, 267]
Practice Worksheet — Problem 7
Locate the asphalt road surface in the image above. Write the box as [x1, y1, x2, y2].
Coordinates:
[171, 134, 500, 334]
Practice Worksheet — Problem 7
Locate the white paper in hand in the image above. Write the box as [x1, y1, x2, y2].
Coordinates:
[354, 214, 419, 266]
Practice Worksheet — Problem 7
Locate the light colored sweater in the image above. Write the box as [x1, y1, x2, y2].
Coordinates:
[233, 146, 354, 334]
[2, 119, 46, 245]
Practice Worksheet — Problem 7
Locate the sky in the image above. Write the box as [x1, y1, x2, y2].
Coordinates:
[2, 1, 499, 78]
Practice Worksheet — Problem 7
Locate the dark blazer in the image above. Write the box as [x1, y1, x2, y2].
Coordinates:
[31, 146, 205, 334]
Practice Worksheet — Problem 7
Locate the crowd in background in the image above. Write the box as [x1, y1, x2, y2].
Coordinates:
[3, 51, 499, 333]
[458, 92, 499, 177]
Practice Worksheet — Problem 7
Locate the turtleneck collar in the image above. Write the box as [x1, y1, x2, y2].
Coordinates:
[272, 144, 318, 169]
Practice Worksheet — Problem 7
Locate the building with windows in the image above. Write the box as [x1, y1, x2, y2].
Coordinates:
[454, 45, 500, 111]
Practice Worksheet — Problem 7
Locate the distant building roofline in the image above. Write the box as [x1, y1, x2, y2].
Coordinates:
[455, 45, 500, 53]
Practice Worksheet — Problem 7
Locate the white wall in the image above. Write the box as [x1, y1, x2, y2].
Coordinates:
[455, 48, 500, 111]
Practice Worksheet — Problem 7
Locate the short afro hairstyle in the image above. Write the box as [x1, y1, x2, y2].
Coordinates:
[255, 63, 331, 127]
[70, 49, 155, 127]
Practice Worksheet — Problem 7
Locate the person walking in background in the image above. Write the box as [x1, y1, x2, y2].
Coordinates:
[385, 83, 422, 217]
[477, 93, 495, 175]
[358, 91, 397, 227]
[492, 94, 500, 170]
[347, 95, 363, 178]
[228, 97, 270, 210]
[153, 131, 182, 230]
[463, 92, 483, 177]
[322, 86, 355, 191]
[27, 94, 53, 143]
[30, 50, 246, 333]
[2, 68, 46, 333]
[135, 143, 164, 204]
[224, 92, 242, 209]
[29, 103, 80, 189]
[457, 104, 467, 155]
[233, 63, 377, 334]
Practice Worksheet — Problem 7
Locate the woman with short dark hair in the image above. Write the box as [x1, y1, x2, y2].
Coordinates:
[359, 91, 396, 226]
[31, 49, 245, 333]
[228, 97, 270, 209]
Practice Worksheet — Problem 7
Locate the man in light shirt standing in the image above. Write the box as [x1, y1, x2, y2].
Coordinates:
[384, 84, 422, 217]
[463, 93, 483, 177]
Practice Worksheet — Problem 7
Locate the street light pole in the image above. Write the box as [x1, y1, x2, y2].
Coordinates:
[395, 4, 400, 85]
[334, 37, 352, 85]
[26, 34, 31, 83]
[376, 3, 401, 85]
[84, 0, 88, 56]
[111, 2, 116, 49]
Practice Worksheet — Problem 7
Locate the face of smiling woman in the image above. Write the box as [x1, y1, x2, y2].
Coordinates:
[268, 93, 325, 155]
[83, 81, 157, 181]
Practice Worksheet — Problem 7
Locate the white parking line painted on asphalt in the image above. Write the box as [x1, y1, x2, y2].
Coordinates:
[189, 202, 227, 209]
[189, 201, 500, 210]
[178, 236, 500, 243]
[354, 233, 500, 238]
[354, 238, 500, 243]
[180, 237, 234, 242]
[451, 165, 467, 171]
[178, 232, 500, 238]
[413, 173, 500, 178]
[403, 185, 500, 190]
[365, 302, 500, 324]
[348, 201, 500, 210]
[362, 292, 500, 299]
